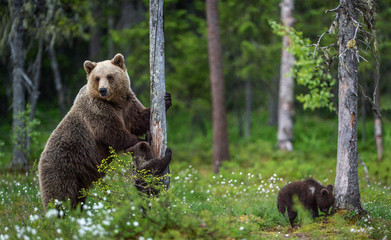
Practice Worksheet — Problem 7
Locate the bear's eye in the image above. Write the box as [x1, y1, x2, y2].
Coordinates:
[95, 77, 100, 82]
[107, 75, 113, 81]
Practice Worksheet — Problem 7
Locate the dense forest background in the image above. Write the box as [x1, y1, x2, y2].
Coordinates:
[0, 0, 390, 167]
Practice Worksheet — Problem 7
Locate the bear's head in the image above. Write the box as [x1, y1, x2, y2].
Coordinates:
[126, 141, 154, 164]
[84, 53, 131, 103]
[316, 184, 335, 214]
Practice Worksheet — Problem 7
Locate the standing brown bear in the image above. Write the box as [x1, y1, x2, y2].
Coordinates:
[38, 54, 171, 210]
[277, 178, 335, 226]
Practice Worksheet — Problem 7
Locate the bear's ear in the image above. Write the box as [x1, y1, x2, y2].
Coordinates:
[321, 188, 329, 196]
[327, 184, 333, 193]
[84, 61, 97, 75]
[111, 53, 126, 70]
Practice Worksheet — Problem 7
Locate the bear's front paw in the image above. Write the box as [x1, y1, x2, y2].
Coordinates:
[165, 92, 172, 110]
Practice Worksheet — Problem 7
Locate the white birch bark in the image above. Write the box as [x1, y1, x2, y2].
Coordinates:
[277, 0, 295, 151]
[149, 0, 169, 189]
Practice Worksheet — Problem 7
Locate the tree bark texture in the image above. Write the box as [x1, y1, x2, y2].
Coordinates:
[206, 0, 230, 173]
[277, 0, 295, 151]
[150, 0, 170, 188]
[334, 0, 364, 213]
[48, 45, 66, 117]
[9, 0, 28, 170]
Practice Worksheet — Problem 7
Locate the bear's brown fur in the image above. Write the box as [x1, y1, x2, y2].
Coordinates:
[38, 54, 171, 210]
[277, 178, 335, 226]
[126, 141, 171, 195]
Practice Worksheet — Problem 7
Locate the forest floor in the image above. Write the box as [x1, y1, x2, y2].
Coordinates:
[0, 111, 390, 239]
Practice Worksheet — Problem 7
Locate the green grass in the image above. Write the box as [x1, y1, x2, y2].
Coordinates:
[0, 109, 390, 239]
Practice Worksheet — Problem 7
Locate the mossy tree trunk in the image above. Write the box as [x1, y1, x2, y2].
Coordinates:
[149, 0, 169, 189]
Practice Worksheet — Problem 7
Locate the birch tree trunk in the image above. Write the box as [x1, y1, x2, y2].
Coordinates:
[9, 0, 28, 170]
[277, 0, 295, 151]
[206, 0, 230, 173]
[374, 85, 383, 161]
[334, 0, 364, 213]
[48, 44, 66, 117]
[373, 29, 383, 161]
[150, 0, 169, 189]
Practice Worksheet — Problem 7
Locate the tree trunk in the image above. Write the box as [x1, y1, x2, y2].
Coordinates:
[244, 78, 251, 138]
[48, 44, 66, 117]
[26, 38, 43, 156]
[268, 75, 279, 126]
[334, 0, 364, 213]
[374, 86, 382, 161]
[9, 0, 28, 170]
[373, 28, 383, 161]
[277, 0, 295, 151]
[206, 0, 230, 173]
[149, 0, 169, 189]
[107, 0, 114, 58]
[29, 38, 43, 122]
[89, 3, 101, 59]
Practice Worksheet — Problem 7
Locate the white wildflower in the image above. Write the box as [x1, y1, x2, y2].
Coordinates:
[45, 209, 58, 218]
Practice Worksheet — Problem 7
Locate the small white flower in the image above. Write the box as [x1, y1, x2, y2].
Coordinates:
[239, 226, 244, 231]
[45, 209, 58, 218]
[133, 221, 139, 227]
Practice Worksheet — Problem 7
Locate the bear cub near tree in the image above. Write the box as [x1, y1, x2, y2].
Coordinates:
[38, 54, 171, 210]
[126, 141, 171, 195]
[277, 178, 335, 226]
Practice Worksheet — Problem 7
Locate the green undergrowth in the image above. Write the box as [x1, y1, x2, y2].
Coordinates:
[0, 110, 390, 239]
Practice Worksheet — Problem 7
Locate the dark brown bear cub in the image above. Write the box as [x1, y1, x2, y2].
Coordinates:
[126, 141, 171, 195]
[277, 178, 335, 226]
[38, 54, 171, 210]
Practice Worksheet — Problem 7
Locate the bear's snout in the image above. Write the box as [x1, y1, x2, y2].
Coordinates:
[99, 88, 108, 97]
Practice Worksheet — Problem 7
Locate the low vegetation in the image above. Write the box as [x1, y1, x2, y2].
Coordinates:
[0, 110, 390, 239]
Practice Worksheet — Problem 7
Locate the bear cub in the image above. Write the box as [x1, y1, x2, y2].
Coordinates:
[126, 141, 171, 195]
[277, 178, 335, 226]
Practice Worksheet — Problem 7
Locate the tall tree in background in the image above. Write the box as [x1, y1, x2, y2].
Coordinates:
[334, 0, 364, 213]
[373, 26, 383, 161]
[149, 0, 170, 188]
[9, 0, 28, 170]
[277, 0, 295, 151]
[48, 44, 66, 116]
[206, 0, 230, 173]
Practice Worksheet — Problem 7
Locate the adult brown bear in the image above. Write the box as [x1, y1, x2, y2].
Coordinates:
[38, 54, 171, 210]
